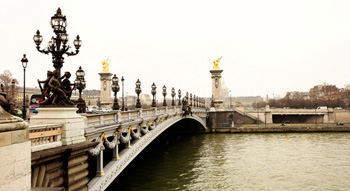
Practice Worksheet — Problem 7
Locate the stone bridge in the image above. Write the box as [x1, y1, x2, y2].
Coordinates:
[84, 106, 207, 191]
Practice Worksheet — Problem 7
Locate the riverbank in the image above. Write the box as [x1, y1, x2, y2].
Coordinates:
[212, 124, 350, 133]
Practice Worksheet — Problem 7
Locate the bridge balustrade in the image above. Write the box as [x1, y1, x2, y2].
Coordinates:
[29, 124, 63, 152]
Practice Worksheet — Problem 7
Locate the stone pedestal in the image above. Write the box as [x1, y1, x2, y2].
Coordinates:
[99, 72, 113, 106]
[0, 107, 31, 191]
[210, 69, 224, 110]
[30, 108, 85, 145]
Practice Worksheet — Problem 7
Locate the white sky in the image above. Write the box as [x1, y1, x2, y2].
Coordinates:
[1, 0, 350, 98]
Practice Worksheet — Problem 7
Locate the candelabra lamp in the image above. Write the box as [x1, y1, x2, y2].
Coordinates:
[75, 66, 86, 113]
[135, 79, 142, 108]
[33, 8, 82, 106]
[151, 83, 156, 107]
[112, 74, 120, 110]
[162, 85, 167, 106]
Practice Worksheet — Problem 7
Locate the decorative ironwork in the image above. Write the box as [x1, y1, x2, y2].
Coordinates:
[75, 66, 86, 113]
[190, 93, 193, 106]
[121, 76, 125, 111]
[162, 85, 167, 106]
[171, 87, 176, 106]
[21, 54, 28, 119]
[112, 75, 120, 110]
[178, 89, 181, 106]
[135, 79, 142, 109]
[151, 83, 156, 107]
[34, 8, 82, 107]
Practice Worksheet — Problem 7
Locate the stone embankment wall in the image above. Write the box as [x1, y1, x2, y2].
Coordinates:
[334, 110, 350, 123]
[212, 124, 350, 133]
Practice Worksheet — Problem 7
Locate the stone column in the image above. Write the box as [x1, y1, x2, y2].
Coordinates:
[210, 69, 224, 111]
[0, 107, 31, 191]
[99, 72, 113, 106]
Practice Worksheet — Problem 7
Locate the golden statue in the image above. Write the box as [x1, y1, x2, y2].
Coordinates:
[212, 56, 222, 69]
[102, 59, 110, 72]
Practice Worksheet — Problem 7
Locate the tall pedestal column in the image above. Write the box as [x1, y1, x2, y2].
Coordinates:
[210, 69, 224, 111]
[99, 72, 113, 106]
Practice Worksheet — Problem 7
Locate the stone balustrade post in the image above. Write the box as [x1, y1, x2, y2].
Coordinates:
[99, 115, 104, 125]
[117, 112, 122, 123]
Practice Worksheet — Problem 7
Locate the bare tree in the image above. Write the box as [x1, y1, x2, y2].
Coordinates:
[0, 70, 19, 99]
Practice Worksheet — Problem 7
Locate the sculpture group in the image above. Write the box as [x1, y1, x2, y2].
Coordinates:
[38, 70, 75, 106]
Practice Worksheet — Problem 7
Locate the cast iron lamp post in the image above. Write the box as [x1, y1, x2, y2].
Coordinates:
[171, 88, 176, 106]
[33, 8, 82, 78]
[178, 89, 181, 106]
[194, 95, 197, 108]
[75, 66, 86, 113]
[121, 76, 125, 111]
[21, 54, 28, 120]
[135, 79, 142, 109]
[190, 93, 193, 106]
[151, 83, 157, 107]
[162, 85, 167, 106]
[112, 75, 120, 110]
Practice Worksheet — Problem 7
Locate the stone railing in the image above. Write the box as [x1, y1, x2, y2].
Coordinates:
[83, 106, 186, 128]
[29, 124, 63, 152]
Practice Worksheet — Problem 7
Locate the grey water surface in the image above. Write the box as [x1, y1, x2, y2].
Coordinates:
[107, 133, 350, 191]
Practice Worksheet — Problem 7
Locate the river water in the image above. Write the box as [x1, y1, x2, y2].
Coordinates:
[107, 133, 350, 191]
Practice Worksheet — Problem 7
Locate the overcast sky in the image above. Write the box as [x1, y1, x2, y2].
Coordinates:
[1, 0, 350, 99]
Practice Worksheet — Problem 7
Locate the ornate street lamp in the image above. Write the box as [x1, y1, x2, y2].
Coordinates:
[171, 87, 176, 106]
[193, 95, 196, 108]
[112, 75, 120, 110]
[21, 54, 28, 120]
[33, 8, 82, 106]
[162, 85, 167, 106]
[178, 89, 181, 106]
[135, 79, 142, 109]
[151, 83, 157, 107]
[75, 66, 86, 113]
[190, 93, 193, 106]
[121, 76, 125, 111]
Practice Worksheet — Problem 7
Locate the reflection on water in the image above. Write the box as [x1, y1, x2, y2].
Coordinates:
[107, 133, 350, 191]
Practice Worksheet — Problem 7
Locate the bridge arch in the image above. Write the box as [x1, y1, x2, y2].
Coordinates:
[87, 112, 207, 191]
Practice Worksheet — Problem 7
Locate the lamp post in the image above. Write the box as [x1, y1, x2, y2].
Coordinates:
[151, 83, 157, 107]
[121, 76, 125, 111]
[162, 85, 167, 106]
[112, 75, 120, 110]
[74, 66, 86, 113]
[33, 8, 82, 78]
[190, 93, 193, 106]
[171, 87, 176, 106]
[135, 79, 142, 109]
[21, 54, 28, 120]
[178, 89, 181, 106]
[193, 95, 196, 108]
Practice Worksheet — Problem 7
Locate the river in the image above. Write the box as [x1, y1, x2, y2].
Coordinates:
[107, 133, 350, 191]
